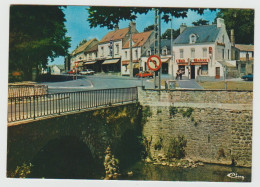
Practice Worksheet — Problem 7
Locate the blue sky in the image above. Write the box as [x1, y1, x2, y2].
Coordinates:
[52, 6, 218, 65]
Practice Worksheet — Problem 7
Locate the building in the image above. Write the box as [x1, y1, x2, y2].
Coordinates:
[235, 44, 254, 76]
[141, 39, 173, 75]
[172, 18, 235, 80]
[70, 38, 99, 71]
[97, 22, 138, 73]
[83, 42, 101, 72]
[121, 30, 154, 76]
[42, 65, 65, 75]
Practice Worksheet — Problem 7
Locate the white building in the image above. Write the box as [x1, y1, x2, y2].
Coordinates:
[97, 22, 138, 73]
[121, 30, 154, 75]
[172, 18, 235, 80]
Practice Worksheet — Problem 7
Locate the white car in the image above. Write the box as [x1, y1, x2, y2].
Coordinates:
[79, 69, 95, 75]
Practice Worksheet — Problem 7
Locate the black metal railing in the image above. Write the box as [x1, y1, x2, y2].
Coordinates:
[7, 87, 138, 123]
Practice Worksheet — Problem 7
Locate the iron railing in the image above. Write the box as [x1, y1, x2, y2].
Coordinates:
[7, 87, 138, 123]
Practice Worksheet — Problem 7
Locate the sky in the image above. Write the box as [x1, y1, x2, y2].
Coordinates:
[51, 6, 219, 65]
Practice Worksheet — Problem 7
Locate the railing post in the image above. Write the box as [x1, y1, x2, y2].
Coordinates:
[33, 95, 36, 119]
[79, 92, 81, 111]
[58, 93, 61, 115]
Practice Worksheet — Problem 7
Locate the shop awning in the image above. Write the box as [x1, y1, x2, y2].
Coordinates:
[122, 60, 139, 65]
[102, 59, 120, 65]
[84, 61, 96, 65]
[161, 58, 170, 63]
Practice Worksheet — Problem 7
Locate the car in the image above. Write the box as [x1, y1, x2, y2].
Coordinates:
[135, 71, 154, 78]
[79, 69, 95, 75]
[241, 74, 253, 81]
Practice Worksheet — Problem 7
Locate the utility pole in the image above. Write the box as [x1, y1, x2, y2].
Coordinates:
[153, 9, 158, 89]
[158, 12, 161, 89]
[171, 16, 174, 80]
[129, 23, 133, 78]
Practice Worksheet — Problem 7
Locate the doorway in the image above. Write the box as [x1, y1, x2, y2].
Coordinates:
[191, 65, 195, 79]
[215, 67, 220, 79]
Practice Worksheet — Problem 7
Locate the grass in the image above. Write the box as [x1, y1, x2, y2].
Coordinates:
[198, 81, 253, 91]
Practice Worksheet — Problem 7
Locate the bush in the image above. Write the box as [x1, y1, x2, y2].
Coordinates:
[166, 135, 187, 160]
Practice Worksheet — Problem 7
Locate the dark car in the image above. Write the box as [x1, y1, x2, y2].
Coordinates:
[241, 74, 253, 81]
[135, 71, 154, 78]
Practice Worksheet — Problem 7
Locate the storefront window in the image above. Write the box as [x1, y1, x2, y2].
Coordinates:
[241, 64, 246, 73]
[201, 65, 208, 75]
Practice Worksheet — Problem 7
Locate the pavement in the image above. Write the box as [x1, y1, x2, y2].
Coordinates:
[176, 76, 204, 89]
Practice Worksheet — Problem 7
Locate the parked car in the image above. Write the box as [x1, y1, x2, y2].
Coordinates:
[241, 74, 253, 81]
[135, 71, 154, 78]
[79, 69, 95, 75]
[66, 69, 81, 74]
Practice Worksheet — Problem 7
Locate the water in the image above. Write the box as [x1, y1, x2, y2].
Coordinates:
[119, 161, 251, 182]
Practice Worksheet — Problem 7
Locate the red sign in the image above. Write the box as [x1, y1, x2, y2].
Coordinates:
[147, 55, 162, 71]
[74, 61, 79, 67]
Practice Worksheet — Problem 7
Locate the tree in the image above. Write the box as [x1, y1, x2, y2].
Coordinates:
[216, 9, 254, 44]
[161, 28, 180, 39]
[87, 7, 215, 29]
[192, 19, 209, 26]
[9, 5, 71, 80]
[143, 25, 154, 32]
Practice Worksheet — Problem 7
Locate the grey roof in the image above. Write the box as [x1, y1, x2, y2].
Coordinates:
[173, 24, 220, 44]
[150, 39, 172, 50]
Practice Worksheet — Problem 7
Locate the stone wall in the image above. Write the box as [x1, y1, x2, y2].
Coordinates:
[8, 84, 48, 98]
[138, 87, 253, 167]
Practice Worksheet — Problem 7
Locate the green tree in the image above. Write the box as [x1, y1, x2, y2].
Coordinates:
[87, 7, 215, 29]
[9, 5, 71, 81]
[216, 9, 254, 44]
[192, 19, 209, 26]
[143, 25, 154, 32]
[161, 28, 180, 39]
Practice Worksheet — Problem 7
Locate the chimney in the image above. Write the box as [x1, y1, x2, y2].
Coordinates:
[129, 21, 137, 33]
[230, 29, 235, 47]
[180, 23, 187, 34]
[217, 18, 225, 28]
[114, 25, 119, 31]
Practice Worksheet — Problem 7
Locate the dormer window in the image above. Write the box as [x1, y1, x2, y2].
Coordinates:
[190, 34, 197, 44]
[147, 50, 151, 56]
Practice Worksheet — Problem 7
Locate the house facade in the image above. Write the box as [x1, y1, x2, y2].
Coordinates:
[121, 30, 154, 75]
[97, 22, 138, 73]
[235, 44, 254, 76]
[172, 18, 235, 80]
[70, 38, 99, 71]
[141, 39, 173, 75]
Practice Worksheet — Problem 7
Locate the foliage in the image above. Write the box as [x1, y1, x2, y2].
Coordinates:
[9, 163, 33, 178]
[216, 9, 254, 44]
[157, 108, 162, 114]
[166, 136, 187, 159]
[192, 19, 209, 26]
[169, 106, 178, 117]
[142, 106, 152, 124]
[9, 5, 71, 80]
[154, 137, 163, 150]
[143, 24, 155, 32]
[87, 7, 215, 29]
[182, 108, 194, 118]
[161, 28, 180, 39]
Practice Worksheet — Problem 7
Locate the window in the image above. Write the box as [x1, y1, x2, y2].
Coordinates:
[125, 51, 127, 58]
[203, 48, 207, 58]
[191, 48, 195, 58]
[89, 53, 92, 60]
[222, 35, 225, 43]
[147, 50, 151, 56]
[222, 49, 225, 59]
[163, 49, 167, 55]
[135, 49, 138, 59]
[201, 65, 208, 75]
[180, 49, 184, 58]
[190, 34, 197, 44]
[101, 47, 104, 56]
[228, 49, 230, 60]
[116, 44, 119, 54]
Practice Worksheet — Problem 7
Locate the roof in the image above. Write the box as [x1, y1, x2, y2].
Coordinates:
[173, 24, 220, 44]
[71, 38, 98, 55]
[149, 39, 172, 50]
[99, 28, 129, 43]
[235, 44, 254, 52]
[85, 42, 98, 53]
[123, 31, 153, 49]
